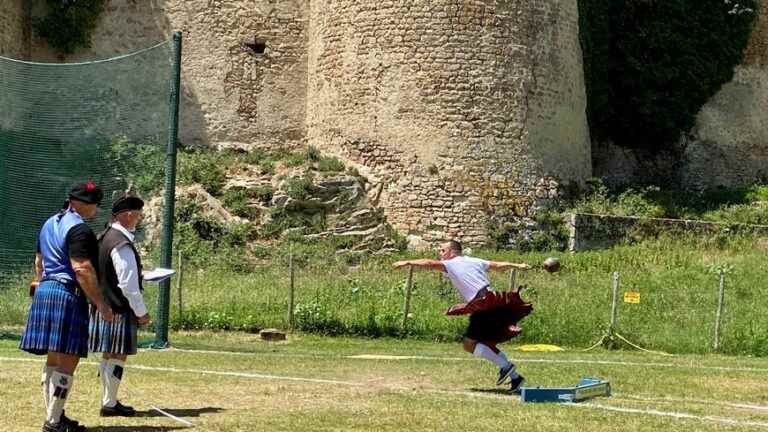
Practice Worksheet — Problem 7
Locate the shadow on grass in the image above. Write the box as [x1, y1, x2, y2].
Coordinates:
[468, 387, 517, 397]
[134, 406, 225, 418]
[0, 331, 21, 341]
[88, 427, 187, 432]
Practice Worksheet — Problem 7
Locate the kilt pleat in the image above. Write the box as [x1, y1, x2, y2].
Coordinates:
[19, 280, 89, 357]
[88, 307, 137, 355]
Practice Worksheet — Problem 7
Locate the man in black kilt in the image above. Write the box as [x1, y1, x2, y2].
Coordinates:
[20, 182, 114, 432]
[89, 193, 151, 417]
[393, 240, 533, 392]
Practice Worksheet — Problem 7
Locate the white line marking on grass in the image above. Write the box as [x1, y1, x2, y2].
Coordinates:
[348, 354, 768, 373]
[571, 402, 768, 429]
[127, 364, 363, 386]
[3, 356, 767, 429]
[615, 393, 768, 413]
[0, 356, 362, 387]
[419, 389, 768, 429]
[153, 348, 768, 374]
[348, 354, 466, 361]
[151, 406, 195, 428]
[144, 348, 271, 357]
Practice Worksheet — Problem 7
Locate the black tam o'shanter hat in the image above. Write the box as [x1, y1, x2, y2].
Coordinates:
[69, 181, 104, 205]
[112, 194, 145, 215]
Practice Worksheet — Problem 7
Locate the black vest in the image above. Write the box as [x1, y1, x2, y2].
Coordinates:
[98, 226, 144, 315]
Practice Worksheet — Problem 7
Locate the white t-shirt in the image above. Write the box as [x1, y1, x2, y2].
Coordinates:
[442, 256, 491, 302]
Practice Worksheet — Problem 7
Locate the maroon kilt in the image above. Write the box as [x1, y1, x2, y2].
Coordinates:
[446, 290, 533, 344]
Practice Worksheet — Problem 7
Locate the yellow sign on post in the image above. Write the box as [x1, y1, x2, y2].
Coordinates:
[624, 291, 641, 304]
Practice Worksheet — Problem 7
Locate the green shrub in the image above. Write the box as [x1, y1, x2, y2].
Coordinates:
[222, 187, 258, 219]
[306, 145, 321, 162]
[259, 159, 275, 175]
[579, 0, 758, 151]
[33, 0, 107, 53]
[260, 207, 325, 239]
[106, 136, 165, 195]
[241, 148, 268, 165]
[566, 180, 768, 225]
[571, 182, 666, 218]
[283, 151, 307, 167]
[252, 184, 274, 204]
[317, 156, 346, 172]
[177, 149, 229, 196]
[221, 184, 274, 219]
[173, 198, 256, 271]
[284, 174, 314, 200]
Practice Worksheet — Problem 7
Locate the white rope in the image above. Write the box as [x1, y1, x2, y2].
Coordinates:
[150, 406, 195, 427]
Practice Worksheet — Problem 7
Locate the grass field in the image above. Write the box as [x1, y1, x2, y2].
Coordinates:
[5, 233, 767, 356]
[1, 328, 767, 431]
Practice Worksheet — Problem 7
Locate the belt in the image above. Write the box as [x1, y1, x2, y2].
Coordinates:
[471, 286, 491, 302]
[41, 277, 82, 294]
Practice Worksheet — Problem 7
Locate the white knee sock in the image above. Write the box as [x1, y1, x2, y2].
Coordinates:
[46, 371, 73, 424]
[102, 359, 126, 408]
[41, 365, 55, 410]
[99, 359, 109, 406]
[473, 343, 510, 369]
[497, 351, 520, 378]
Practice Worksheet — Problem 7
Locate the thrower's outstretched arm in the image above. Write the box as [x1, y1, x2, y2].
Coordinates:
[488, 261, 530, 271]
[392, 259, 445, 272]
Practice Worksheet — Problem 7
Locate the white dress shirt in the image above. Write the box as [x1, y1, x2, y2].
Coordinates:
[109, 222, 148, 317]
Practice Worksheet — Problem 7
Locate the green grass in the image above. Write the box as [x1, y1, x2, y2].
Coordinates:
[1, 330, 767, 431]
[3, 233, 766, 357]
[568, 182, 768, 224]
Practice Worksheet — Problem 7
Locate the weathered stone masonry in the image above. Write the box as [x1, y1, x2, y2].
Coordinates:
[307, 0, 591, 245]
[24, 0, 310, 151]
[0, 0, 27, 58]
[1, 0, 591, 246]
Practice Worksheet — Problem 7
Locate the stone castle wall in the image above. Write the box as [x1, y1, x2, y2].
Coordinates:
[27, 0, 309, 150]
[307, 0, 590, 244]
[2, 0, 591, 245]
[0, 0, 27, 58]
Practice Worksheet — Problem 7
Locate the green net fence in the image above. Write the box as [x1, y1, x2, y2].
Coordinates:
[0, 38, 180, 318]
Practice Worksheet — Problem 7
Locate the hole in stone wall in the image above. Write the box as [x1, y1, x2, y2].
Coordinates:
[244, 38, 267, 55]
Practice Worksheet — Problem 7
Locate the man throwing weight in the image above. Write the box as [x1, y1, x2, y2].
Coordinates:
[393, 240, 533, 392]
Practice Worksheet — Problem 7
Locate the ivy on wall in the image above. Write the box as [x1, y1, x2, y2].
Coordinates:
[578, 0, 759, 151]
[33, 0, 108, 54]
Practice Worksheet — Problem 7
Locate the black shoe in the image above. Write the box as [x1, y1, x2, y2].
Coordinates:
[42, 419, 86, 432]
[60, 413, 84, 431]
[509, 374, 526, 394]
[100, 400, 136, 417]
[60, 410, 79, 427]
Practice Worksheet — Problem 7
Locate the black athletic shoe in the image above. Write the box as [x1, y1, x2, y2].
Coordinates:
[42, 420, 86, 432]
[509, 374, 526, 394]
[100, 400, 136, 417]
[496, 363, 516, 385]
[60, 410, 79, 427]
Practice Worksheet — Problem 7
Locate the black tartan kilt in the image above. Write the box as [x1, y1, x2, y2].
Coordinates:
[88, 306, 138, 355]
[465, 308, 517, 342]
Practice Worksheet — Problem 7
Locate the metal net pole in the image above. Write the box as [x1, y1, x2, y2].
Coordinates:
[155, 31, 183, 348]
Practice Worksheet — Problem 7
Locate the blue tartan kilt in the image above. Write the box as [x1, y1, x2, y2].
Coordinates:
[88, 306, 138, 355]
[19, 280, 89, 358]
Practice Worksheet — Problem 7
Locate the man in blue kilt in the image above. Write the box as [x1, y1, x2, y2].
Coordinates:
[21, 182, 114, 432]
[89, 193, 151, 417]
[393, 240, 533, 392]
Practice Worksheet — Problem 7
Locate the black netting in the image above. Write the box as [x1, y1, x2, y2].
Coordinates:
[0, 40, 175, 282]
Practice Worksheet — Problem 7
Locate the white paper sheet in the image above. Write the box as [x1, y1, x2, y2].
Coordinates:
[142, 267, 176, 282]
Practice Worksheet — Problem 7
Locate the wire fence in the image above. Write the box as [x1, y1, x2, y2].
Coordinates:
[2, 238, 765, 357]
[151, 249, 767, 357]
